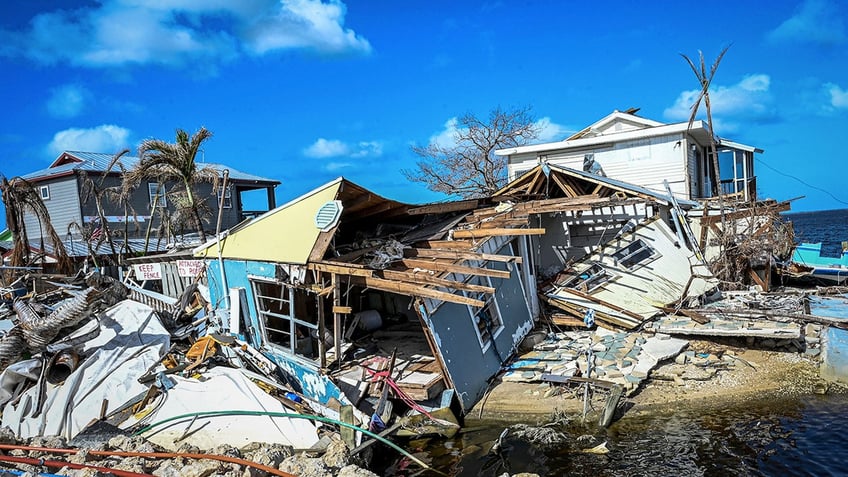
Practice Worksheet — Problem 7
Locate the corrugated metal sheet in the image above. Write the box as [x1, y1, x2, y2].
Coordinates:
[35, 237, 170, 258]
[23, 151, 279, 186]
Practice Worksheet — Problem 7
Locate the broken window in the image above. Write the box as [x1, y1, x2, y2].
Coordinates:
[611, 239, 657, 269]
[251, 278, 318, 359]
[464, 276, 504, 351]
[563, 263, 610, 292]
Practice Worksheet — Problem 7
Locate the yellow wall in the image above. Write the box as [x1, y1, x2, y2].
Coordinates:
[196, 181, 340, 264]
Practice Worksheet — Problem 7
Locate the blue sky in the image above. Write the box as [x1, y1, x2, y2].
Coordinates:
[1, 0, 847, 229]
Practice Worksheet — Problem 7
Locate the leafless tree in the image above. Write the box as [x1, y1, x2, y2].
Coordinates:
[125, 127, 218, 242]
[404, 106, 541, 198]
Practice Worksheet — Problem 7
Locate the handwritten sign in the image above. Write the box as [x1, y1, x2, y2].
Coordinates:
[177, 260, 205, 277]
[133, 263, 162, 281]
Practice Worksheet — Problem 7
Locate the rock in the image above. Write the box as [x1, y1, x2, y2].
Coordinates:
[674, 353, 688, 365]
[805, 348, 821, 357]
[762, 339, 776, 348]
[280, 454, 331, 477]
[241, 442, 293, 470]
[154, 459, 223, 477]
[337, 464, 380, 477]
[108, 435, 160, 454]
[0, 427, 18, 445]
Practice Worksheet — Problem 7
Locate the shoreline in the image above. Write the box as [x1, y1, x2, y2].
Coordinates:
[467, 342, 843, 426]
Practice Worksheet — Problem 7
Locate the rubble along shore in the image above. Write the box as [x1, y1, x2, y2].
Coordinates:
[469, 340, 841, 425]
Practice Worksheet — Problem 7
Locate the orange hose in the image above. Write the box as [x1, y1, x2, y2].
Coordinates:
[0, 444, 296, 477]
[0, 454, 154, 477]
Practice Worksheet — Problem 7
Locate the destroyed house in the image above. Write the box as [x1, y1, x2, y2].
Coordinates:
[193, 178, 547, 415]
[496, 110, 763, 202]
[18, 151, 279, 255]
[492, 163, 719, 329]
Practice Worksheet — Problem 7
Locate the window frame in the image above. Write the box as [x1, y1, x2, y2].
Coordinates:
[39, 185, 50, 200]
[463, 276, 504, 353]
[611, 238, 658, 270]
[563, 262, 611, 293]
[148, 182, 167, 207]
[217, 185, 232, 209]
[250, 277, 318, 360]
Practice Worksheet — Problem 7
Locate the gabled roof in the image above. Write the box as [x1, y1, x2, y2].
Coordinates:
[567, 110, 664, 140]
[496, 111, 760, 157]
[22, 151, 280, 186]
[194, 177, 411, 264]
[495, 163, 699, 208]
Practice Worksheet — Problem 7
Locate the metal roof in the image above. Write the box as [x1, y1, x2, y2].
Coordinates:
[21, 151, 280, 186]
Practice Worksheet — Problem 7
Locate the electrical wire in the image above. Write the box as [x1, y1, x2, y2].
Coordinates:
[755, 157, 848, 206]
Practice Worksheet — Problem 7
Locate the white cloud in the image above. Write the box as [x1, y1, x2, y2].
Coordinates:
[303, 137, 383, 168]
[826, 83, 848, 109]
[243, 0, 371, 55]
[303, 138, 349, 158]
[428, 118, 461, 149]
[350, 141, 383, 158]
[46, 84, 90, 119]
[534, 117, 571, 142]
[768, 0, 845, 45]
[47, 125, 131, 156]
[1, 0, 370, 69]
[663, 74, 775, 133]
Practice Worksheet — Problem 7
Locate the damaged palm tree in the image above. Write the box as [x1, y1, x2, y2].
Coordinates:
[126, 127, 218, 242]
[0, 175, 73, 279]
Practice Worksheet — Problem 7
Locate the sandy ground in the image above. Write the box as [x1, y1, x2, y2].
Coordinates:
[467, 339, 839, 425]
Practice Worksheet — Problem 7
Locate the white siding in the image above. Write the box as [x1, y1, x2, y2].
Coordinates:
[23, 177, 82, 241]
[508, 132, 691, 199]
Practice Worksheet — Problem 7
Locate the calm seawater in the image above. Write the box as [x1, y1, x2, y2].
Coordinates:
[383, 209, 848, 477]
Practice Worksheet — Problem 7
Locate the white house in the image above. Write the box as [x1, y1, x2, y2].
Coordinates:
[496, 110, 762, 202]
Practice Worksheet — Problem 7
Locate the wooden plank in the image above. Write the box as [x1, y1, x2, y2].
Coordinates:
[399, 258, 510, 279]
[553, 287, 644, 321]
[413, 240, 474, 251]
[452, 227, 545, 239]
[407, 199, 480, 215]
[405, 248, 522, 264]
[348, 275, 485, 307]
[549, 313, 585, 327]
[477, 218, 531, 229]
[333, 306, 353, 314]
[380, 269, 495, 294]
[308, 261, 374, 277]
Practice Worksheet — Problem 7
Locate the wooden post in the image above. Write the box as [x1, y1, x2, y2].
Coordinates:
[333, 274, 342, 370]
[318, 276, 327, 369]
[340, 405, 355, 449]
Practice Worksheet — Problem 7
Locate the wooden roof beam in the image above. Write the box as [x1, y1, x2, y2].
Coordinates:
[405, 247, 523, 264]
[347, 275, 484, 307]
[380, 269, 495, 294]
[452, 228, 545, 239]
[398, 258, 511, 279]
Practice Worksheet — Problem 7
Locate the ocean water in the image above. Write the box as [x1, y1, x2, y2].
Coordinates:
[784, 208, 848, 257]
[384, 209, 848, 477]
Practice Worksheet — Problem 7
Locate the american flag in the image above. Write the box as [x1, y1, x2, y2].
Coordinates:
[89, 221, 103, 243]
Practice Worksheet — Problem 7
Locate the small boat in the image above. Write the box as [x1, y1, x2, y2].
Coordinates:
[791, 242, 848, 285]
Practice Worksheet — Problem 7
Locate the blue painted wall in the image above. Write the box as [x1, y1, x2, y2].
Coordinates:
[424, 243, 534, 412]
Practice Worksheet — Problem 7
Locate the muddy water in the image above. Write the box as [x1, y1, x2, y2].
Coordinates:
[381, 393, 848, 476]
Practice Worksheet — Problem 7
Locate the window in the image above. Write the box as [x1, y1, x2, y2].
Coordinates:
[611, 239, 657, 269]
[148, 183, 166, 207]
[464, 276, 504, 351]
[563, 263, 610, 292]
[251, 278, 318, 359]
[39, 185, 49, 200]
[217, 185, 232, 209]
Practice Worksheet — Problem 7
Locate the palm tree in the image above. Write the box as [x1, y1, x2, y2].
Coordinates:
[80, 149, 130, 261]
[126, 127, 218, 242]
[681, 46, 730, 198]
[0, 175, 73, 276]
